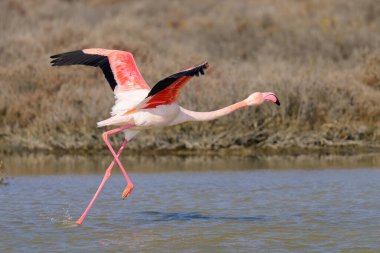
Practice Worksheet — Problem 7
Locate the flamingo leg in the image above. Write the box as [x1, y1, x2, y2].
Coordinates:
[76, 139, 128, 225]
[102, 125, 135, 200]
[76, 124, 134, 225]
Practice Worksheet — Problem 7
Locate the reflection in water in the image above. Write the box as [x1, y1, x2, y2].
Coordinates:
[0, 160, 9, 185]
[2, 152, 380, 175]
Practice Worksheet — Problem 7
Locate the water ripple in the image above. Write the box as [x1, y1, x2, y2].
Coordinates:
[138, 211, 268, 222]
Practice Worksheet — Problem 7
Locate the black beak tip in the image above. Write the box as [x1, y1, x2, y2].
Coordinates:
[275, 99, 280, 106]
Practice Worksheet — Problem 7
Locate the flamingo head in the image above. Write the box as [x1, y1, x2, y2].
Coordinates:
[245, 92, 280, 106]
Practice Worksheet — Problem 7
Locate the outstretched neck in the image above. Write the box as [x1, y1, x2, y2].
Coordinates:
[173, 100, 248, 124]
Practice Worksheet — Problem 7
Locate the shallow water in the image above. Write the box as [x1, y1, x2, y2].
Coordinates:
[1, 155, 380, 252]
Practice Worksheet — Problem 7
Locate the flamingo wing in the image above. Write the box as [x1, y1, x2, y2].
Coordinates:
[51, 48, 151, 116]
[140, 62, 209, 109]
[50, 48, 150, 92]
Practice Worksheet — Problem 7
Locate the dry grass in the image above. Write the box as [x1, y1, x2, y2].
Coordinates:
[0, 0, 380, 154]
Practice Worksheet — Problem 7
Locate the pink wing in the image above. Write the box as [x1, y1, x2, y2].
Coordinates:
[138, 62, 209, 109]
[51, 48, 150, 92]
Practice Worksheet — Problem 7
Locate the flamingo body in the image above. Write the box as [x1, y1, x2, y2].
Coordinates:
[50, 48, 280, 224]
[101, 103, 181, 129]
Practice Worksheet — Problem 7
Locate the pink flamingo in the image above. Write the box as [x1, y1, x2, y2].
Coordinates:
[50, 48, 280, 225]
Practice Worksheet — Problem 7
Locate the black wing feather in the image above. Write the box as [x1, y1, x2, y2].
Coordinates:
[50, 50, 118, 90]
[147, 62, 209, 98]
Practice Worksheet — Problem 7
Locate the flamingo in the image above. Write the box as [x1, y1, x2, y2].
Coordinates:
[50, 48, 280, 225]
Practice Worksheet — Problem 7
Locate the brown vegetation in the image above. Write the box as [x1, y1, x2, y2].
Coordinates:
[0, 0, 380, 155]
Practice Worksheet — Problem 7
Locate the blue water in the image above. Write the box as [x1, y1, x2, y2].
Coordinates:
[1, 169, 380, 252]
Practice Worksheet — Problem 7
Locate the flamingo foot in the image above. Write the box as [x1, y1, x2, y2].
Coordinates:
[122, 183, 134, 199]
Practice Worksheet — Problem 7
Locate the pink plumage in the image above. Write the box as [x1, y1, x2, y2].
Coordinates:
[50, 48, 280, 225]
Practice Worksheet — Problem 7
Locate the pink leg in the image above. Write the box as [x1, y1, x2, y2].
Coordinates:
[76, 124, 134, 225]
[76, 138, 128, 225]
[112, 139, 130, 184]
[102, 125, 134, 200]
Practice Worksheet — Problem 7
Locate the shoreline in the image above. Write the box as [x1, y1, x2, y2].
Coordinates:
[2, 141, 380, 157]
[3, 149, 380, 177]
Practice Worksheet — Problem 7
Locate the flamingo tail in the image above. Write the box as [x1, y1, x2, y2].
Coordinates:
[97, 115, 132, 127]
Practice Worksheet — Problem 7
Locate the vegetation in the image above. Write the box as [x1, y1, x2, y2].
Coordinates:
[0, 0, 379, 155]
[0, 161, 8, 185]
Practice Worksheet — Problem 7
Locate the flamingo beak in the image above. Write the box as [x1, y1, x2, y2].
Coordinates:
[263, 92, 280, 106]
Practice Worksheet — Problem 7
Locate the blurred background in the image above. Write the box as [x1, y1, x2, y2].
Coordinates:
[1, 1, 380, 252]
[1, 0, 379, 155]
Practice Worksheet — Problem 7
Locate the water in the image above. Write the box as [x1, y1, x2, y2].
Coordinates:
[1, 155, 380, 252]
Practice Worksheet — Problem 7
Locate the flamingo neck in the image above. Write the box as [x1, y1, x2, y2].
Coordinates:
[176, 100, 248, 124]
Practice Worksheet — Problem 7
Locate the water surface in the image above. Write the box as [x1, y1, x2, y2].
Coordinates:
[1, 155, 380, 252]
